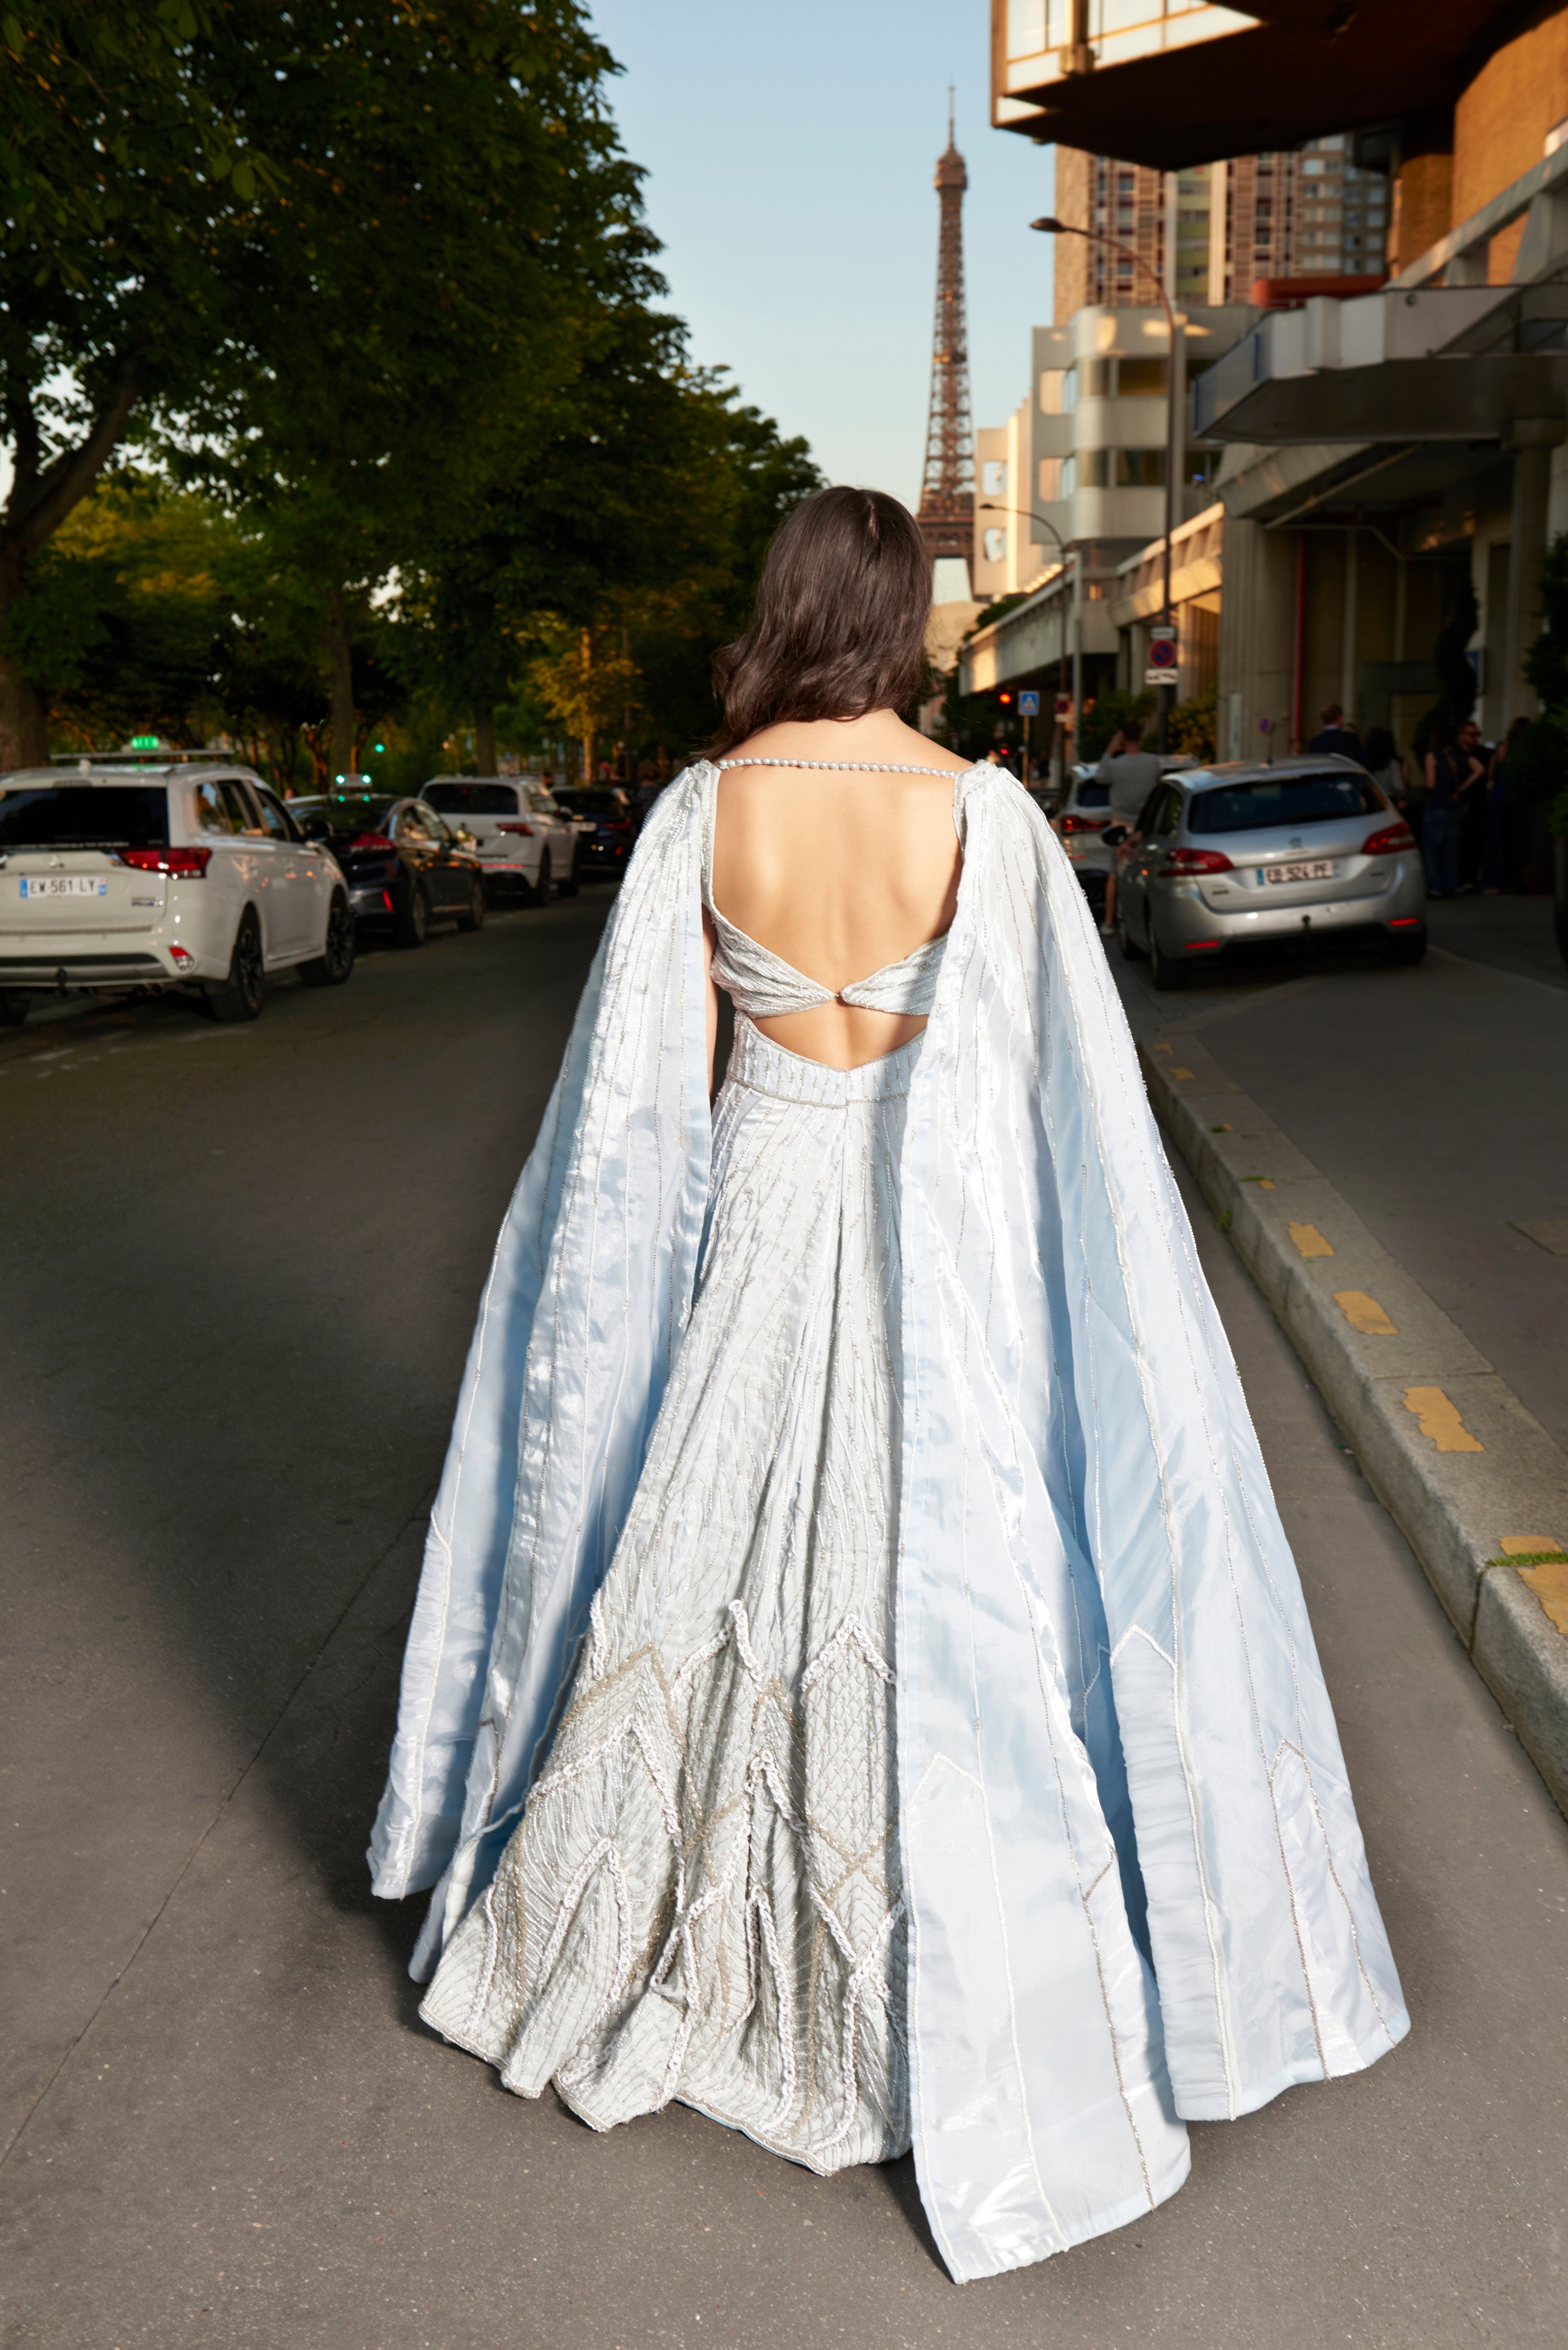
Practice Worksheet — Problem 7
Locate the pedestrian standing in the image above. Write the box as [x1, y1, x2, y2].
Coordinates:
[372, 486, 1406, 2286]
[1307, 702, 1370, 766]
[1422, 722, 1484, 897]
[1362, 725, 1406, 811]
[1098, 717, 1164, 935]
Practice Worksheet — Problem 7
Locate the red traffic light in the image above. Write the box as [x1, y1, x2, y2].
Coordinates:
[998, 691, 1013, 705]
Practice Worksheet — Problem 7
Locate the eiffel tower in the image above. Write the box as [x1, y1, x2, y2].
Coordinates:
[916, 93, 975, 576]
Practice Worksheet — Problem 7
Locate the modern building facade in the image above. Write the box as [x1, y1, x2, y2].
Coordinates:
[985, 0, 1568, 821]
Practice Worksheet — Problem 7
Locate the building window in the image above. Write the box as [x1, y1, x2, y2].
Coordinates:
[1039, 369, 1067, 414]
[1079, 450, 1110, 488]
[1060, 455, 1077, 497]
[1080, 358, 1112, 397]
[1039, 457, 1062, 500]
[1117, 357, 1167, 396]
[983, 528, 1007, 564]
[982, 459, 1008, 495]
[1115, 449, 1166, 487]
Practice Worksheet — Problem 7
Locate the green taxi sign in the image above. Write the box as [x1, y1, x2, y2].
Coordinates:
[129, 735, 160, 749]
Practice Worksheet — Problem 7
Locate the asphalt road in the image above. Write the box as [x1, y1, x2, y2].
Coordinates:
[3, 893, 1566, 2349]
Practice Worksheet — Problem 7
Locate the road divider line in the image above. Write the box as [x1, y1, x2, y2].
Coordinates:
[1139, 1025, 1568, 1826]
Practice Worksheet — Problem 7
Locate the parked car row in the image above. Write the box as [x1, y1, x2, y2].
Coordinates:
[0, 759, 610, 1029]
[1051, 752, 1426, 989]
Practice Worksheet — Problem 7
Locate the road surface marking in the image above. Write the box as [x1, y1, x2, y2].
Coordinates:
[1171, 1066, 1195, 1080]
[1500, 1539, 1568, 1635]
[1402, 1386, 1484, 1452]
[1241, 1176, 1277, 1190]
[1210, 1122, 1232, 1132]
[1154, 1041, 1173, 1054]
[1288, 1222, 1334, 1259]
[1335, 1290, 1398, 1336]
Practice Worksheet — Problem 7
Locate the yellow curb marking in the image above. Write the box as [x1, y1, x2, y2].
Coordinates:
[1335, 1290, 1398, 1336]
[1210, 1123, 1232, 1133]
[1154, 1041, 1173, 1054]
[1171, 1067, 1195, 1080]
[1402, 1386, 1484, 1453]
[1500, 1539, 1568, 1636]
[1240, 1176, 1277, 1190]
[1289, 1222, 1335, 1259]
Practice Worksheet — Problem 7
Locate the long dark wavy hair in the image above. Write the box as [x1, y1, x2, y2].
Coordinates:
[709, 486, 931, 753]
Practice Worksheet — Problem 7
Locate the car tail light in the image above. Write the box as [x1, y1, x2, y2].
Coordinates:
[497, 820, 535, 836]
[168, 944, 197, 967]
[121, 846, 212, 878]
[1361, 821, 1415, 856]
[382, 888, 395, 912]
[1060, 813, 1106, 834]
[1388, 915, 1422, 929]
[1163, 847, 1233, 875]
[348, 831, 396, 853]
[1185, 939, 1221, 951]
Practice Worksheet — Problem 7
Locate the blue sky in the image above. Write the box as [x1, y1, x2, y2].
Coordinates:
[585, 0, 1056, 510]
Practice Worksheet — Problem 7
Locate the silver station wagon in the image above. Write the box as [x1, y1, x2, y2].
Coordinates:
[1111, 755, 1426, 990]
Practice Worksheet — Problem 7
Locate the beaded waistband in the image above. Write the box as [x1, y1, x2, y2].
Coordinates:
[723, 1012, 922, 1105]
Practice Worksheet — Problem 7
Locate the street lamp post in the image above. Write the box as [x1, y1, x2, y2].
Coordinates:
[1031, 214, 1181, 754]
[977, 500, 1076, 789]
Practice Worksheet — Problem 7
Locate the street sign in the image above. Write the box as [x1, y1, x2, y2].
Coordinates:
[1054, 694, 1073, 720]
[1018, 690, 1040, 716]
[1145, 631, 1179, 690]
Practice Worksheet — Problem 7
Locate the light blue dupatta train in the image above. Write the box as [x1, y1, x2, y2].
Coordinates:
[370, 760, 1407, 2283]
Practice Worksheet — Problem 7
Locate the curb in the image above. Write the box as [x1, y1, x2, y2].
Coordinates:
[1139, 1025, 1568, 1818]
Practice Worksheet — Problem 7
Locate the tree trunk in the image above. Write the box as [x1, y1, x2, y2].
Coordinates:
[475, 708, 497, 774]
[0, 545, 50, 771]
[327, 586, 356, 783]
[580, 627, 594, 781]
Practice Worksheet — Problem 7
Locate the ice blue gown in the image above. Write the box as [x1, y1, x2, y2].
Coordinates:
[370, 760, 1408, 2283]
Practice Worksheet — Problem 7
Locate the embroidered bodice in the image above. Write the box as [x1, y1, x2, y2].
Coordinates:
[699, 756, 958, 1019]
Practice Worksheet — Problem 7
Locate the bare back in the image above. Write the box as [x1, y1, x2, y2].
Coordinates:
[708, 713, 971, 1072]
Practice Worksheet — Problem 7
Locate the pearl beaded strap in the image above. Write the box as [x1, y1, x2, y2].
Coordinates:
[712, 757, 964, 775]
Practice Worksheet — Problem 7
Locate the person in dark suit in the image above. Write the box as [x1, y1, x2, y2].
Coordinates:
[1307, 702, 1369, 766]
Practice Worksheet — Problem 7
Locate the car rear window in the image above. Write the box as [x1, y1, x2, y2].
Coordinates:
[1074, 779, 1111, 808]
[424, 783, 518, 815]
[0, 784, 169, 850]
[1187, 771, 1383, 834]
[294, 797, 398, 834]
[555, 789, 627, 818]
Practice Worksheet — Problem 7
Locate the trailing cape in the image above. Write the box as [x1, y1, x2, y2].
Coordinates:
[370, 761, 1408, 2282]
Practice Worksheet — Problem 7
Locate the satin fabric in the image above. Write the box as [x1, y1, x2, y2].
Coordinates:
[370, 760, 1408, 2282]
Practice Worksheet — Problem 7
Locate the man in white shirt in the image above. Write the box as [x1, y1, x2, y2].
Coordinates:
[1097, 721, 1163, 935]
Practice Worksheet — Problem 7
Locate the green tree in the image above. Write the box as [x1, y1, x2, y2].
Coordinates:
[199, 0, 659, 777]
[0, 3, 266, 762]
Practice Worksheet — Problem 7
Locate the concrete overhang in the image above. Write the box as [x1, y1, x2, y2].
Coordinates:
[1194, 285, 1568, 445]
[993, 0, 1501, 172]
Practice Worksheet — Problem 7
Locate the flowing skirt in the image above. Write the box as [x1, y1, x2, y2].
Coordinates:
[419, 1014, 919, 2170]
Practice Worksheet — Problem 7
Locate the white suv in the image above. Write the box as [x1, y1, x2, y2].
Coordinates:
[0, 756, 355, 1026]
[422, 776, 579, 903]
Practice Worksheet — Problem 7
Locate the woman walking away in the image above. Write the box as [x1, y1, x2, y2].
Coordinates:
[370, 486, 1408, 2285]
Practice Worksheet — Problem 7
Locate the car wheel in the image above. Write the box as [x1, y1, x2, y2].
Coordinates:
[1381, 924, 1428, 967]
[557, 853, 579, 899]
[1147, 922, 1192, 992]
[1115, 898, 1144, 960]
[204, 908, 266, 1022]
[394, 875, 429, 948]
[531, 850, 552, 908]
[456, 875, 485, 933]
[0, 993, 28, 1028]
[298, 891, 356, 987]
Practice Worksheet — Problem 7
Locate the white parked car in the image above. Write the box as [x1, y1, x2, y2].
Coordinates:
[0, 756, 355, 1026]
[422, 776, 579, 903]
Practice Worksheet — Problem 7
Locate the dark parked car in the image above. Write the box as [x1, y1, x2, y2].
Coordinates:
[551, 785, 638, 877]
[290, 793, 485, 946]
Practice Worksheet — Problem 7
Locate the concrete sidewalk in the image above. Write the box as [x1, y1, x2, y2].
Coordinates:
[1110, 912, 1568, 1821]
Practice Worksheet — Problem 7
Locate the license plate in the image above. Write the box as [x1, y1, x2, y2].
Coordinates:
[18, 875, 108, 898]
[1263, 859, 1334, 885]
